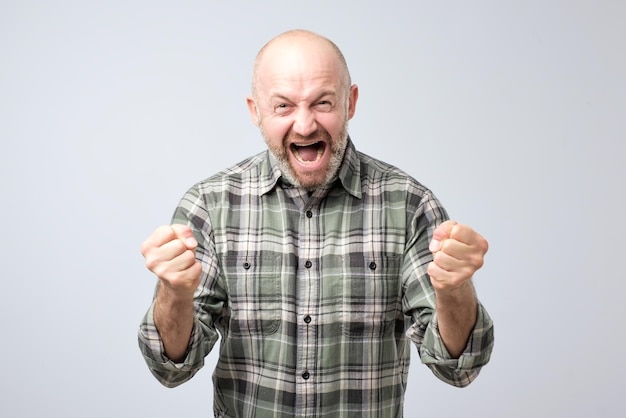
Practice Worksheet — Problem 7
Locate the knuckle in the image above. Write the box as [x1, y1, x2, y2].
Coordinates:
[154, 225, 173, 241]
[144, 258, 156, 271]
[170, 239, 186, 254]
[151, 260, 170, 278]
[180, 248, 196, 262]
[471, 253, 485, 269]
[476, 256, 485, 269]
[144, 252, 160, 271]
[481, 238, 489, 254]
[427, 261, 436, 277]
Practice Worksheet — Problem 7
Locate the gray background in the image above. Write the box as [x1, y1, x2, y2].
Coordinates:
[1, 1, 624, 417]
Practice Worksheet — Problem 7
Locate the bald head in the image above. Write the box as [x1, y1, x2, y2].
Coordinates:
[245, 29, 359, 190]
[251, 30, 352, 100]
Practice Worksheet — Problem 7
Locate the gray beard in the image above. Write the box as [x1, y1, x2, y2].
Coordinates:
[261, 124, 349, 191]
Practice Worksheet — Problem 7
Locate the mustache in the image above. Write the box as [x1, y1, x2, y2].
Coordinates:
[284, 128, 332, 144]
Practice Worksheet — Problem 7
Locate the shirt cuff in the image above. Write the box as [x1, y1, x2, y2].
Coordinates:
[138, 303, 205, 372]
[419, 301, 494, 372]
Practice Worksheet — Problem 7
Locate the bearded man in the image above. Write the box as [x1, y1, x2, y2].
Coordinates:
[138, 29, 494, 418]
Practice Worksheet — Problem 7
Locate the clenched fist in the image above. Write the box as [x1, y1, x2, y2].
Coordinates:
[140, 224, 202, 297]
[427, 220, 488, 292]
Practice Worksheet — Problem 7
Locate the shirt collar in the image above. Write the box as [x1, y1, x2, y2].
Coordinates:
[258, 152, 283, 196]
[259, 137, 362, 199]
[336, 138, 362, 199]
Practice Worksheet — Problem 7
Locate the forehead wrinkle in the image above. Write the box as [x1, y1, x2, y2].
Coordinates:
[269, 89, 340, 104]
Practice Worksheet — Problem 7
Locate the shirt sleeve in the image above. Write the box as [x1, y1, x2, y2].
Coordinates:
[137, 184, 226, 388]
[402, 187, 495, 387]
[409, 302, 494, 387]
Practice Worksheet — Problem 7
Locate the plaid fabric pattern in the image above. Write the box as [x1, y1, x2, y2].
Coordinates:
[138, 139, 494, 417]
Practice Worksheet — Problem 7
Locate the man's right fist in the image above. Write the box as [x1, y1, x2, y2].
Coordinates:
[141, 224, 202, 296]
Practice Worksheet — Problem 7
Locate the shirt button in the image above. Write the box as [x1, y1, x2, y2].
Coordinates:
[306, 210, 313, 218]
[304, 315, 311, 324]
[243, 262, 251, 270]
[369, 262, 377, 270]
[302, 371, 310, 380]
[304, 260, 312, 268]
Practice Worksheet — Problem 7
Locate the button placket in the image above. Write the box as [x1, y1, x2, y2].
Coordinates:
[294, 194, 322, 411]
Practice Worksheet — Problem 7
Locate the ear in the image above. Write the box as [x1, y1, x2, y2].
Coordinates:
[347, 84, 359, 120]
[246, 96, 260, 126]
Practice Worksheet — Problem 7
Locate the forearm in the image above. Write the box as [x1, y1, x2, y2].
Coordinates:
[435, 281, 477, 358]
[153, 283, 195, 363]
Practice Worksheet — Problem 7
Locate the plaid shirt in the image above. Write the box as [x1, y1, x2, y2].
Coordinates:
[138, 139, 494, 417]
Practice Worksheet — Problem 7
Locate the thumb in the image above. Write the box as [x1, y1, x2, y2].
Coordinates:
[429, 220, 457, 252]
[170, 224, 198, 250]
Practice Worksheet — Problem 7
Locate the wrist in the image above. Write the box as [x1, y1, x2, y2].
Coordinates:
[156, 281, 196, 305]
[435, 280, 476, 304]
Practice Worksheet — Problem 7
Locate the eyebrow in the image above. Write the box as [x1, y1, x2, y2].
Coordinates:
[269, 90, 338, 103]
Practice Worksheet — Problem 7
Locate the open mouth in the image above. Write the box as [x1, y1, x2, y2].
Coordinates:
[291, 141, 326, 164]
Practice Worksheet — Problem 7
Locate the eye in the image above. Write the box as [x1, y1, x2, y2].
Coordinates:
[274, 103, 291, 115]
[316, 100, 332, 110]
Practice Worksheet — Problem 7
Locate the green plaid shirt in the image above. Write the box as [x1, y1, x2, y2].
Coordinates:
[138, 139, 494, 417]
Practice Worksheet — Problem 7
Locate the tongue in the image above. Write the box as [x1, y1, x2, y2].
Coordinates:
[298, 145, 319, 162]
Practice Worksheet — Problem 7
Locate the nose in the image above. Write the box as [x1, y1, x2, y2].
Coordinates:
[292, 108, 317, 137]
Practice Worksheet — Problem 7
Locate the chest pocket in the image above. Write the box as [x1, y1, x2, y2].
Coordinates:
[341, 255, 402, 339]
[222, 255, 282, 336]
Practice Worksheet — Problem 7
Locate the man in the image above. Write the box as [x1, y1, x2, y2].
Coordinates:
[139, 29, 494, 417]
